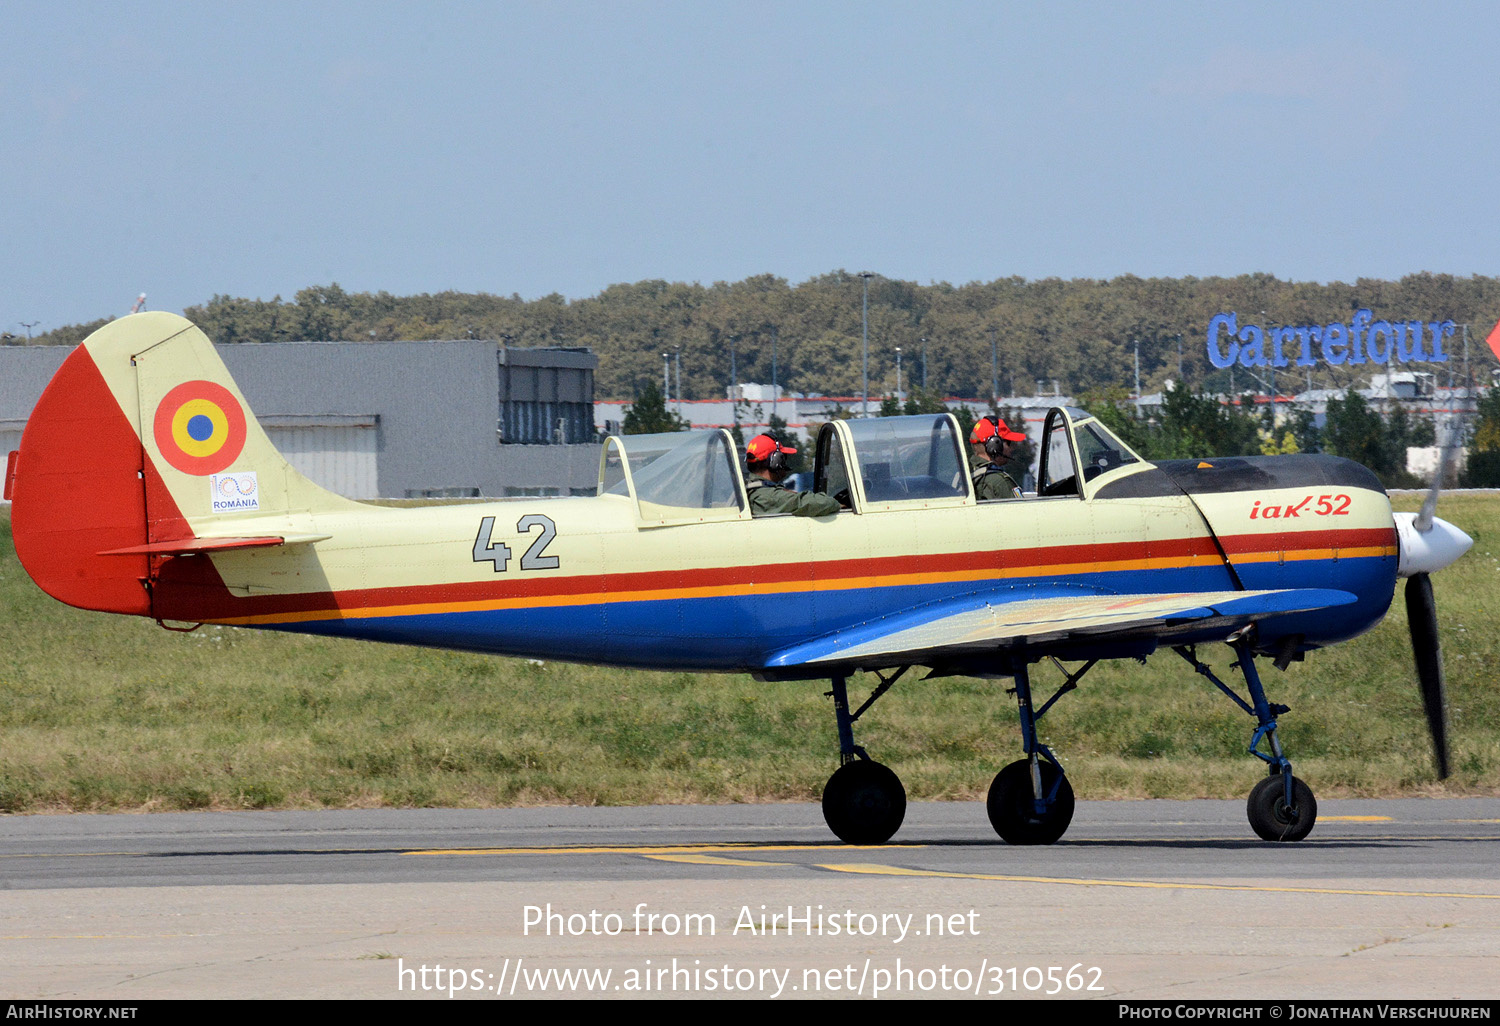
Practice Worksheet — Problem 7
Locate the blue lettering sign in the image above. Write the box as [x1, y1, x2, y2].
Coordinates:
[1368, 320, 1394, 364]
[1397, 321, 1423, 362]
[1350, 309, 1371, 365]
[1271, 326, 1297, 368]
[1206, 308, 1452, 370]
[1293, 326, 1319, 367]
[1321, 322, 1348, 365]
[1207, 313, 1239, 368]
[1237, 323, 1266, 368]
[1430, 319, 1456, 361]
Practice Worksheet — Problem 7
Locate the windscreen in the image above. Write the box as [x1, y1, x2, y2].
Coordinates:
[844, 415, 966, 503]
[604, 431, 742, 510]
[1075, 419, 1140, 481]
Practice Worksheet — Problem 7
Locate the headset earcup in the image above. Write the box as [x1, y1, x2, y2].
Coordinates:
[985, 435, 1001, 458]
[769, 450, 787, 474]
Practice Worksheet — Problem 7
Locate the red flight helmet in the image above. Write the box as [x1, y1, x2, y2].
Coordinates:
[970, 417, 1025, 457]
[747, 434, 797, 473]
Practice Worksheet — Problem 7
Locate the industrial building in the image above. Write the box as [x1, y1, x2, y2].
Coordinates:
[1, 338, 599, 500]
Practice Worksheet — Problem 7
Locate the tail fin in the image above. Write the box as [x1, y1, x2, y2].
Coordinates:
[10, 312, 361, 615]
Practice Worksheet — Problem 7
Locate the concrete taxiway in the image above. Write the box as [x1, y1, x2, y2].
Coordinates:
[2, 799, 1497, 1000]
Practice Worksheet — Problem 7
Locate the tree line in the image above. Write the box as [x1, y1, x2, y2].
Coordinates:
[19, 273, 1500, 404]
[21, 271, 1500, 487]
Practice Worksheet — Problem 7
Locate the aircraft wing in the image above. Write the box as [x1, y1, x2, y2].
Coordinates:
[766, 587, 1359, 669]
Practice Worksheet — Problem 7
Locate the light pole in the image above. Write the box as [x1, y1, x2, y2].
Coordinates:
[1458, 321, 1470, 417]
[662, 352, 670, 401]
[770, 325, 779, 424]
[895, 346, 903, 403]
[729, 335, 739, 436]
[673, 346, 682, 417]
[1133, 340, 1141, 419]
[920, 336, 928, 391]
[990, 327, 998, 408]
[19, 321, 38, 341]
[1260, 310, 1276, 426]
[859, 272, 873, 417]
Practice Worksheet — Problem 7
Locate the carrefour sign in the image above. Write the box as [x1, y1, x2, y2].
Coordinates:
[1207, 310, 1455, 369]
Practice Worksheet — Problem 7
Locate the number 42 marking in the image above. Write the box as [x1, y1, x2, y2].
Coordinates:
[473, 514, 560, 572]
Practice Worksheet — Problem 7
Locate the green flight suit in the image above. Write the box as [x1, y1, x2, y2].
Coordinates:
[970, 452, 1021, 501]
[746, 477, 841, 517]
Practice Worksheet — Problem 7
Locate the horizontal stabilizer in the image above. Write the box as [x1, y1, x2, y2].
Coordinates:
[767, 587, 1359, 668]
[97, 533, 332, 557]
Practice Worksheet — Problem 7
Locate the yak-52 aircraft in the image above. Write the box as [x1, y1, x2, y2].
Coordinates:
[5, 313, 1474, 845]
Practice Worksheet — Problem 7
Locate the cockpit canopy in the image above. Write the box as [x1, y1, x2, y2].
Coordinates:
[1038, 407, 1144, 497]
[815, 414, 970, 511]
[596, 409, 1148, 526]
[600, 429, 746, 525]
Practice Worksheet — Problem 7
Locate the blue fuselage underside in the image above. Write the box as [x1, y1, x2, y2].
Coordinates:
[257, 556, 1396, 673]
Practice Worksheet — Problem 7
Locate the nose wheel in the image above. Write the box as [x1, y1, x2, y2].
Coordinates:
[1175, 641, 1319, 843]
[1247, 773, 1317, 842]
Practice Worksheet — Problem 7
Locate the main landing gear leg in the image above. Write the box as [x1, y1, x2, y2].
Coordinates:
[820, 672, 907, 845]
[1175, 640, 1318, 842]
[987, 660, 1076, 845]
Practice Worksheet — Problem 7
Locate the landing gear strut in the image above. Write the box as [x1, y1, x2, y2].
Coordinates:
[1175, 639, 1317, 842]
[987, 658, 1078, 844]
[820, 671, 907, 844]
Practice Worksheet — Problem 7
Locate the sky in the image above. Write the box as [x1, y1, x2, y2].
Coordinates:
[5, 0, 1500, 335]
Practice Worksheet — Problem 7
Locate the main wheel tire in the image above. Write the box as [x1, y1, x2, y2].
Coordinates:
[986, 759, 1075, 845]
[821, 760, 906, 845]
[1247, 774, 1317, 842]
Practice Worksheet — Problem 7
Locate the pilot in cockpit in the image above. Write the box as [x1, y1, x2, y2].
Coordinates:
[969, 417, 1025, 500]
[744, 434, 841, 517]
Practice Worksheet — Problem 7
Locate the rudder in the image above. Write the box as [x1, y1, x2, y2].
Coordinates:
[11, 312, 361, 615]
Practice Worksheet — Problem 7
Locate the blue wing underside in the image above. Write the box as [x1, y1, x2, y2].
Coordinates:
[766, 587, 1359, 674]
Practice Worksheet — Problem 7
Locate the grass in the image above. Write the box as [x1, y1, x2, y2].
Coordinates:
[1, 494, 1497, 813]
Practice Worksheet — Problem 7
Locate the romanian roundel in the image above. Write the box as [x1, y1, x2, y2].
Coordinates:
[152, 380, 248, 476]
